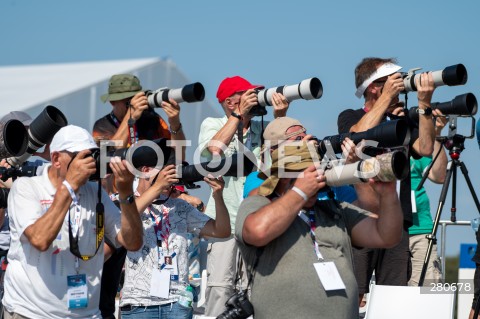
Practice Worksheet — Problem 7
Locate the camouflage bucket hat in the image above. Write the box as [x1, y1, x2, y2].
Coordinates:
[100, 74, 142, 103]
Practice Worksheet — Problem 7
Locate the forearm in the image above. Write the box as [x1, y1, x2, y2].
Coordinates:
[110, 121, 131, 148]
[273, 109, 287, 118]
[118, 190, 143, 251]
[429, 141, 447, 183]
[243, 191, 305, 247]
[413, 115, 435, 156]
[375, 193, 403, 247]
[350, 98, 390, 132]
[135, 184, 164, 213]
[208, 118, 240, 155]
[200, 194, 230, 238]
[24, 185, 72, 251]
[353, 183, 380, 214]
[169, 130, 187, 162]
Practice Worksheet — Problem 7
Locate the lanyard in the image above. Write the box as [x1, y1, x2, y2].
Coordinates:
[298, 210, 324, 261]
[109, 111, 138, 145]
[148, 206, 171, 269]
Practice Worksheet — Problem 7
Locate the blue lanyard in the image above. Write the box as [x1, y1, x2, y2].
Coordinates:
[298, 210, 324, 260]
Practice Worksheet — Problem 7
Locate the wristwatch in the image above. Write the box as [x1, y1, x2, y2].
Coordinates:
[231, 112, 242, 120]
[118, 194, 135, 205]
[416, 107, 433, 116]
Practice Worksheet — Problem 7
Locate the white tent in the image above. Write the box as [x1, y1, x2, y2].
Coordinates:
[0, 57, 223, 200]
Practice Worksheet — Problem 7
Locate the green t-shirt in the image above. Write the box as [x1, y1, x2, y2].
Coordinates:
[409, 157, 434, 235]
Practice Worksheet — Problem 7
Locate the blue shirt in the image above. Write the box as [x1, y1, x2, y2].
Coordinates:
[243, 171, 358, 203]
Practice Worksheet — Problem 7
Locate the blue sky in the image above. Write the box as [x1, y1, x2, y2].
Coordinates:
[1, 0, 480, 257]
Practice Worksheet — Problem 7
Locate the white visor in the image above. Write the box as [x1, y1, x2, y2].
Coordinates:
[355, 63, 402, 98]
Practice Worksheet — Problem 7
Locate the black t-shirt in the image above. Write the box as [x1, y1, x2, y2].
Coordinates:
[337, 108, 420, 228]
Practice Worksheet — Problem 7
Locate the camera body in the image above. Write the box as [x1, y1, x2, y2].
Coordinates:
[216, 290, 254, 319]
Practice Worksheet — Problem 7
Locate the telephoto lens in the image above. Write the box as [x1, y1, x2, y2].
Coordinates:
[402, 64, 467, 93]
[7, 105, 68, 166]
[146, 82, 205, 107]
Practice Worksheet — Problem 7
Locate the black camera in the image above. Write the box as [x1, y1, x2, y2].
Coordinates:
[178, 153, 256, 186]
[216, 290, 254, 319]
[145, 82, 205, 107]
[408, 92, 478, 123]
[0, 188, 9, 209]
[7, 105, 68, 167]
[249, 77, 323, 117]
[89, 138, 174, 180]
[317, 119, 410, 156]
[0, 162, 40, 182]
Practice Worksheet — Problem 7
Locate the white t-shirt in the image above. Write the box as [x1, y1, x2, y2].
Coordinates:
[198, 116, 266, 233]
[4, 164, 122, 319]
[120, 197, 210, 307]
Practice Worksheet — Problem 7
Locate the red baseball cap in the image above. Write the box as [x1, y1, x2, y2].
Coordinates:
[216, 76, 264, 103]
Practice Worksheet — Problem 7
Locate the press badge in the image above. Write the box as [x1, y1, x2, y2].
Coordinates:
[67, 274, 88, 309]
[150, 268, 171, 298]
[160, 250, 179, 281]
[313, 262, 346, 291]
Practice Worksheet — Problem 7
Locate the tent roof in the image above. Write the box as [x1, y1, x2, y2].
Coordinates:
[0, 57, 161, 113]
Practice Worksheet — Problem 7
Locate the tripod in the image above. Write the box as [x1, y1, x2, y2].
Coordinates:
[418, 132, 480, 288]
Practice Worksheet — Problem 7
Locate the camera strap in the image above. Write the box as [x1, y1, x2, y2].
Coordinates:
[237, 120, 244, 145]
[68, 180, 105, 262]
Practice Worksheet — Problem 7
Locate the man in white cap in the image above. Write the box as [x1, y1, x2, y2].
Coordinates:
[3, 125, 143, 319]
[337, 57, 438, 309]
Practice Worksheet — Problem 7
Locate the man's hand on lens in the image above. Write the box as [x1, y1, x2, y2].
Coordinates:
[416, 72, 435, 106]
[271, 92, 290, 117]
[161, 99, 181, 127]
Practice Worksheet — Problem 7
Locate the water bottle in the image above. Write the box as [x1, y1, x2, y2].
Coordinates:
[177, 285, 194, 308]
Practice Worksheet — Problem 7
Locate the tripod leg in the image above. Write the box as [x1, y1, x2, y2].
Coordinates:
[457, 160, 480, 213]
[419, 161, 455, 286]
[451, 163, 457, 222]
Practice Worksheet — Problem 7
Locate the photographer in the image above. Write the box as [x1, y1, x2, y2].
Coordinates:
[95, 73, 188, 318]
[94, 74, 186, 159]
[235, 117, 403, 319]
[119, 165, 230, 319]
[198, 75, 289, 316]
[337, 57, 438, 308]
[2, 125, 142, 319]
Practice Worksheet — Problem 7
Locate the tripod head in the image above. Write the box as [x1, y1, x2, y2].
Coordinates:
[443, 115, 476, 160]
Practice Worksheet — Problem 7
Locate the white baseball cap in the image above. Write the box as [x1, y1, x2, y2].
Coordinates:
[49, 125, 98, 154]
